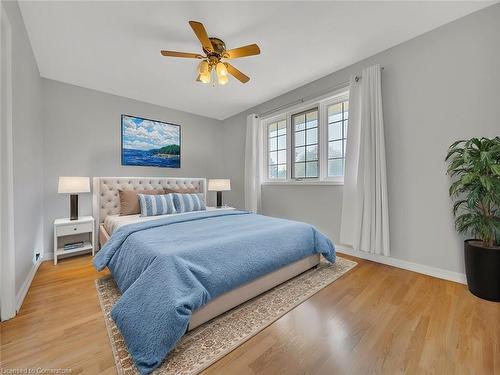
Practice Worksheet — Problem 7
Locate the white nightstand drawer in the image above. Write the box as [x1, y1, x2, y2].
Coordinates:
[56, 222, 93, 236]
[54, 216, 95, 265]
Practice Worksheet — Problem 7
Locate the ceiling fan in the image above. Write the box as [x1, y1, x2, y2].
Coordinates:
[160, 21, 260, 86]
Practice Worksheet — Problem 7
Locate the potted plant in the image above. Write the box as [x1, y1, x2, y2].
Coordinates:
[446, 137, 500, 301]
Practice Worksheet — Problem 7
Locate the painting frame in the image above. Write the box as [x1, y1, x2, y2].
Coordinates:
[121, 114, 181, 169]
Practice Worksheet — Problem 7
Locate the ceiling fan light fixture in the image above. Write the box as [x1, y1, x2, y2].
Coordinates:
[197, 60, 211, 84]
[199, 72, 211, 84]
[216, 62, 228, 77]
[198, 60, 209, 75]
[217, 74, 229, 86]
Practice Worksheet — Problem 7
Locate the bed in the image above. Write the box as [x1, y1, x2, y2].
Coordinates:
[92, 177, 335, 374]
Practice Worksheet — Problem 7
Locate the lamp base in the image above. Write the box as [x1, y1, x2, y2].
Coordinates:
[216, 191, 223, 208]
[70, 194, 79, 220]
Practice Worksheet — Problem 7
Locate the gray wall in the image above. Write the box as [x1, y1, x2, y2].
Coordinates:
[42, 79, 225, 253]
[3, 1, 45, 294]
[222, 4, 500, 274]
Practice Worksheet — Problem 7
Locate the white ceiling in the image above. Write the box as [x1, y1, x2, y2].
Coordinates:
[20, 1, 494, 120]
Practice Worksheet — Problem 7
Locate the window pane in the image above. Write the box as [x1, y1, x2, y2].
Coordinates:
[328, 140, 342, 158]
[277, 120, 286, 136]
[294, 114, 305, 131]
[306, 110, 318, 129]
[295, 131, 305, 147]
[269, 137, 277, 151]
[306, 145, 318, 161]
[269, 165, 278, 178]
[269, 122, 278, 137]
[269, 151, 278, 165]
[277, 135, 286, 150]
[306, 161, 318, 177]
[277, 164, 287, 178]
[295, 146, 306, 162]
[328, 159, 343, 176]
[328, 103, 342, 123]
[329, 122, 342, 141]
[306, 128, 317, 145]
[277, 150, 287, 164]
[326, 100, 348, 178]
[295, 162, 305, 178]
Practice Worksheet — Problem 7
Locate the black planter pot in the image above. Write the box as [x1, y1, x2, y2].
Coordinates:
[464, 240, 500, 302]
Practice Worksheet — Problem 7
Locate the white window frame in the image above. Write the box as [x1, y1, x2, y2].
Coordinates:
[261, 87, 349, 186]
[263, 115, 289, 180]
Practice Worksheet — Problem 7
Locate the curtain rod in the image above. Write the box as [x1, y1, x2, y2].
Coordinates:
[257, 66, 384, 118]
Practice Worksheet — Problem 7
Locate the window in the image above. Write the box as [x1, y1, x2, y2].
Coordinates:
[263, 90, 349, 184]
[327, 100, 348, 177]
[293, 108, 318, 178]
[267, 119, 287, 179]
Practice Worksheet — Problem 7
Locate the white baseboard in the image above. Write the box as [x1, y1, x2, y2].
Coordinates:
[336, 245, 467, 285]
[16, 256, 43, 312]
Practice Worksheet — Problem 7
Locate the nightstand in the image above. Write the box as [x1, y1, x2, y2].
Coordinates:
[53, 216, 95, 265]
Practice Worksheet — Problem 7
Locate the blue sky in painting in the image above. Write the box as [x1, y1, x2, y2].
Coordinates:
[122, 115, 180, 151]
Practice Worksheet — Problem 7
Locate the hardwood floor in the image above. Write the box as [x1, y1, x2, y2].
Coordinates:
[1, 254, 499, 374]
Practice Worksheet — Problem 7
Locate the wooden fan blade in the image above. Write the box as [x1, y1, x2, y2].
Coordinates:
[189, 21, 213, 53]
[224, 44, 260, 59]
[225, 63, 250, 83]
[161, 50, 203, 59]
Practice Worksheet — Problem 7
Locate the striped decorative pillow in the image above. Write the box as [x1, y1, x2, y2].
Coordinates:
[138, 194, 177, 217]
[172, 193, 206, 213]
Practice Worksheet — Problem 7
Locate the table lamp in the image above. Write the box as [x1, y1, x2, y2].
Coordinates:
[58, 177, 90, 220]
[208, 179, 231, 208]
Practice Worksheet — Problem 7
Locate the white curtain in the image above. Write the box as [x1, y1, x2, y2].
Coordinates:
[244, 114, 263, 213]
[340, 64, 390, 256]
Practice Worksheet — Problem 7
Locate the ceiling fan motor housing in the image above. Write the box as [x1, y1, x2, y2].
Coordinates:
[205, 38, 226, 56]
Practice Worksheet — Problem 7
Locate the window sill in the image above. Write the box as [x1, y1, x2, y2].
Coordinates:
[262, 180, 344, 186]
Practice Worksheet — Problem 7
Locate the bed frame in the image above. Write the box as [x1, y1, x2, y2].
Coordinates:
[92, 177, 320, 330]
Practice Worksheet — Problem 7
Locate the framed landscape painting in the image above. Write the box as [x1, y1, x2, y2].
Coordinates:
[121, 114, 181, 168]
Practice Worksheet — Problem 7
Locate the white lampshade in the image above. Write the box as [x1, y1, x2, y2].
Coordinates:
[58, 177, 90, 194]
[208, 179, 231, 191]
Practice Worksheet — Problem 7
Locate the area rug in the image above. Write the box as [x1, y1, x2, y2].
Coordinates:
[95, 256, 357, 375]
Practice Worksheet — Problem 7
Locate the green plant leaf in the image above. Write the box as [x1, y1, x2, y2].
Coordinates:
[479, 175, 493, 192]
[449, 180, 464, 196]
[472, 138, 482, 150]
[461, 173, 476, 185]
[453, 200, 467, 215]
[491, 164, 500, 176]
[446, 158, 465, 175]
[445, 144, 464, 161]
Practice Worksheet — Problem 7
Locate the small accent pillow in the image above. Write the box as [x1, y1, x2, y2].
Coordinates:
[138, 194, 177, 217]
[118, 189, 163, 216]
[172, 193, 206, 213]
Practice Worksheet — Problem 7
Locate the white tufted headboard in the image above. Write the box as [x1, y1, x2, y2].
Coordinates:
[92, 176, 207, 228]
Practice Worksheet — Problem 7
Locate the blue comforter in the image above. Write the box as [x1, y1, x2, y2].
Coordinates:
[93, 210, 335, 374]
